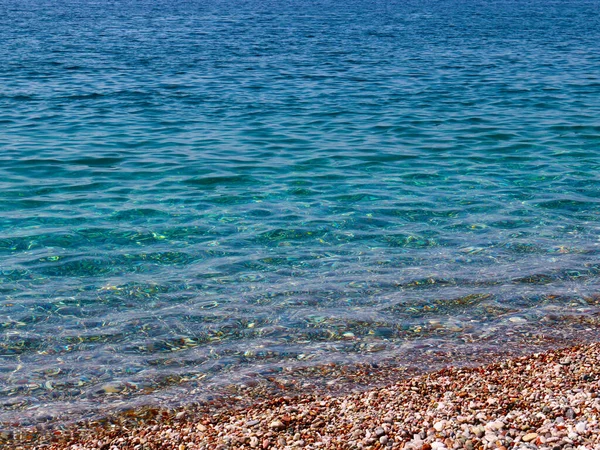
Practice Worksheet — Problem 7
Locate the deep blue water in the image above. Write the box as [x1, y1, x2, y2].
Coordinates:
[2, 0, 600, 426]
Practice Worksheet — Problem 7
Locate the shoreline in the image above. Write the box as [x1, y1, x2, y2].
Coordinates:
[10, 342, 600, 449]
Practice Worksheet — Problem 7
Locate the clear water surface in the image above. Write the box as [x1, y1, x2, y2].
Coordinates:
[1, 0, 600, 426]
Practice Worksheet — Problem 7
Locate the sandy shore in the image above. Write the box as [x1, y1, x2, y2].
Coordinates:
[9, 342, 600, 449]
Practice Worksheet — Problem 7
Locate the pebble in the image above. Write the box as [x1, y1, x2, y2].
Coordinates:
[268, 419, 285, 431]
[484, 433, 497, 442]
[522, 433, 538, 442]
[100, 383, 121, 394]
[509, 316, 527, 323]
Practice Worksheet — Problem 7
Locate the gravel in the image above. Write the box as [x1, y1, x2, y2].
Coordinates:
[7, 342, 600, 449]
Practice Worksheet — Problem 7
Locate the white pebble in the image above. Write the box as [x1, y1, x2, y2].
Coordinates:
[509, 316, 527, 323]
[484, 433, 497, 443]
[433, 421, 445, 432]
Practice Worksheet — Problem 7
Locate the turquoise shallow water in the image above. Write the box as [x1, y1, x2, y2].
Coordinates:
[2, 0, 600, 426]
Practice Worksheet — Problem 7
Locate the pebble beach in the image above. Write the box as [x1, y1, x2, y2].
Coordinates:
[10, 342, 600, 450]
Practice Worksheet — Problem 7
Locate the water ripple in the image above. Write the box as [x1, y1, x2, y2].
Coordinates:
[2, 0, 600, 427]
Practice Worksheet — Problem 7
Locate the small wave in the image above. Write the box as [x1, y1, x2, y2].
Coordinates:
[184, 175, 256, 187]
[69, 157, 124, 167]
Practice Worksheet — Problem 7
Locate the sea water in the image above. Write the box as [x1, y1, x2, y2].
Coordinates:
[1, 0, 600, 426]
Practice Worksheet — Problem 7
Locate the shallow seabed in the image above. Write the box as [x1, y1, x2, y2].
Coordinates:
[1, 0, 600, 427]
